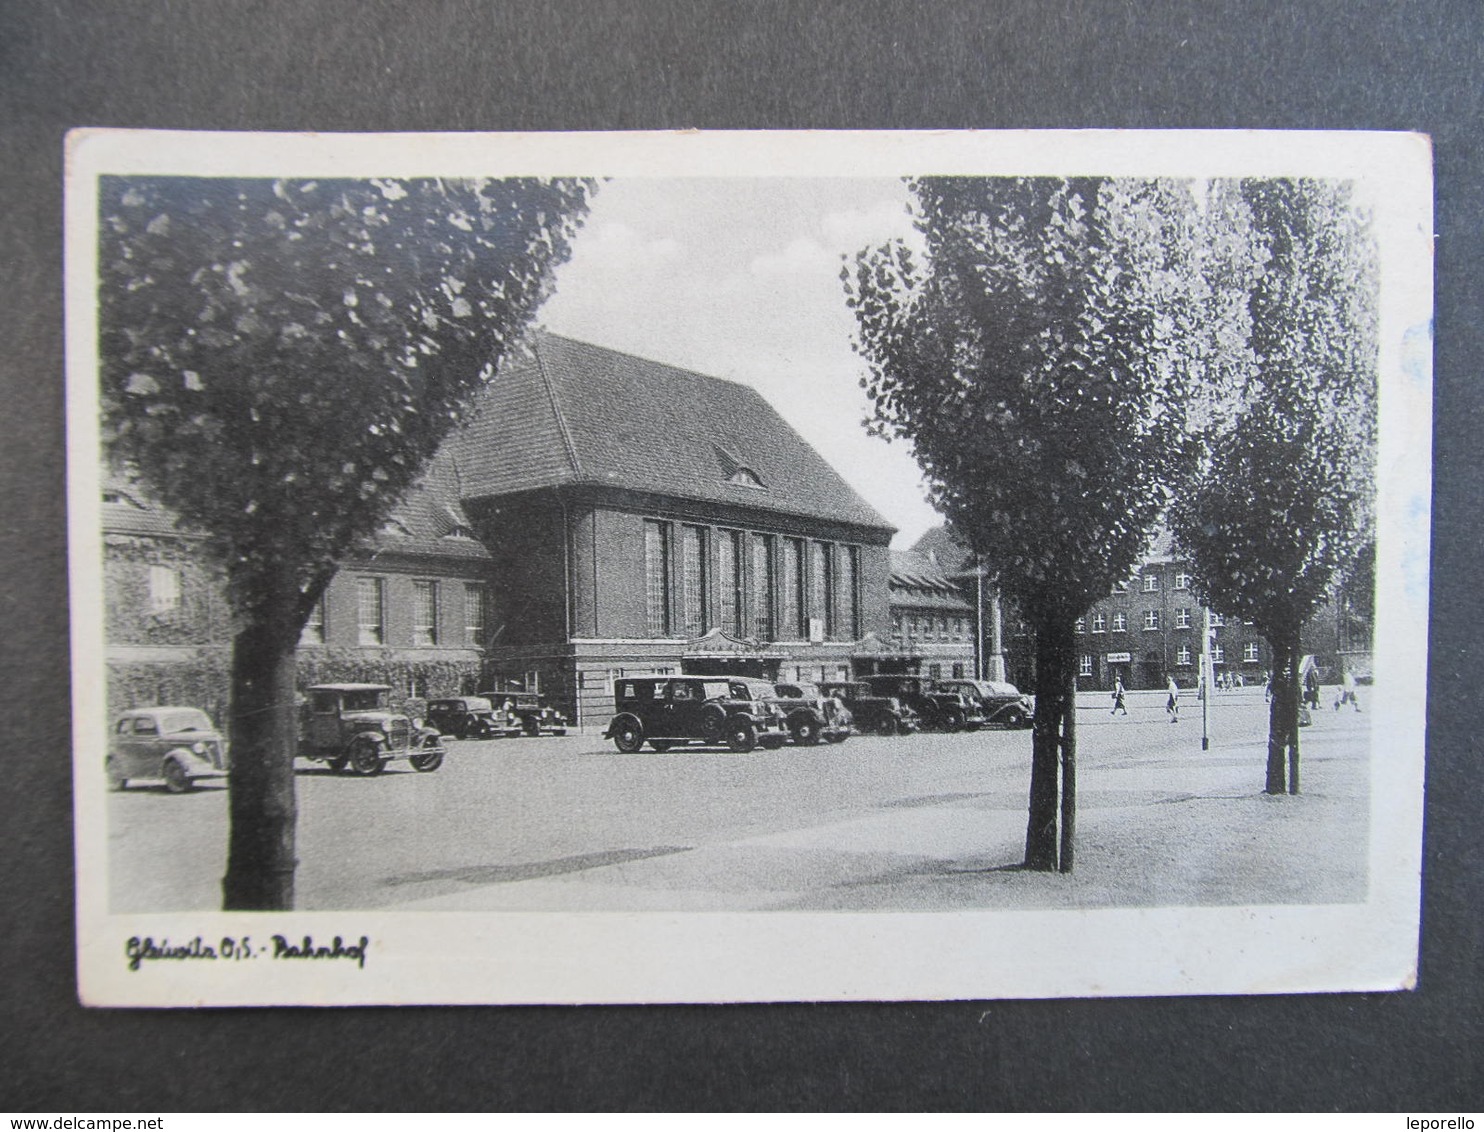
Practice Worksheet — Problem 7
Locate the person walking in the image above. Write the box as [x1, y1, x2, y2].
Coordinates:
[1166, 675, 1181, 722]
[1335, 668, 1362, 712]
[1304, 667, 1321, 711]
[1110, 675, 1128, 716]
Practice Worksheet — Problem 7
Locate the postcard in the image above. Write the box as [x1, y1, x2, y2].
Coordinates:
[66, 129, 1432, 1005]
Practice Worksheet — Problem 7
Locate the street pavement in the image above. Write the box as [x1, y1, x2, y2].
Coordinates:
[106, 686, 1370, 914]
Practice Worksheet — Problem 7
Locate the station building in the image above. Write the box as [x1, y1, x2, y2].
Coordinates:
[447, 333, 897, 728]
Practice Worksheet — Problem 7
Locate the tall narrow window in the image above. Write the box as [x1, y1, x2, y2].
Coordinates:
[464, 583, 486, 646]
[751, 534, 774, 641]
[412, 580, 438, 646]
[357, 577, 384, 645]
[148, 564, 181, 615]
[839, 546, 858, 640]
[300, 595, 326, 646]
[681, 525, 707, 638]
[718, 530, 743, 636]
[810, 542, 836, 638]
[782, 538, 804, 639]
[644, 520, 671, 637]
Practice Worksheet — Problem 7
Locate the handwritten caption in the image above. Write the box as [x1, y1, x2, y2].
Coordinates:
[125, 933, 370, 971]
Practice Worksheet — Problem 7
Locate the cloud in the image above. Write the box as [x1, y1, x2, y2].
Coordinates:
[749, 237, 837, 278]
[820, 200, 920, 256]
[575, 222, 682, 266]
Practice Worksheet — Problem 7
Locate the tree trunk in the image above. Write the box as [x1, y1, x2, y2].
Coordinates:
[1265, 627, 1302, 796]
[221, 571, 303, 911]
[1025, 614, 1077, 871]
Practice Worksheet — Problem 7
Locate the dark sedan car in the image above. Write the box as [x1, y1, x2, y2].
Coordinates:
[426, 696, 522, 740]
[936, 679, 1035, 728]
[819, 681, 920, 737]
[487, 690, 570, 737]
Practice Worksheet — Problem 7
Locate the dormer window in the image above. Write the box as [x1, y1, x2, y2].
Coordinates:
[443, 525, 475, 541]
[728, 467, 764, 489]
[102, 489, 142, 508]
[380, 519, 411, 537]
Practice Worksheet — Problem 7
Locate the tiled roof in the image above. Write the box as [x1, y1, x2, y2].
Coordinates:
[364, 448, 490, 560]
[890, 550, 966, 593]
[909, 525, 975, 574]
[453, 333, 893, 532]
[100, 458, 488, 559]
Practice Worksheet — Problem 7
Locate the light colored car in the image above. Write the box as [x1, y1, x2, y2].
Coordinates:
[106, 706, 229, 793]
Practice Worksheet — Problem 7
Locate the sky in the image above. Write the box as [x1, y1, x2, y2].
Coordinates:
[537, 177, 940, 548]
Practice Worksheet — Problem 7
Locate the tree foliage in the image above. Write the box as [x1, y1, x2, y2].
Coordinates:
[99, 175, 595, 908]
[846, 177, 1214, 869]
[1169, 178, 1378, 793]
[100, 176, 595, 618]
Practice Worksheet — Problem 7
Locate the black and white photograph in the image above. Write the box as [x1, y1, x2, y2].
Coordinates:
[66, 129, 1431, 1006]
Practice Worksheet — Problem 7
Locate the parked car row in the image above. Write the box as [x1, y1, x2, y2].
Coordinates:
[105, 675, 1034, 788]
[424, 691, 569, 741]
[601, 673, 1035, 753]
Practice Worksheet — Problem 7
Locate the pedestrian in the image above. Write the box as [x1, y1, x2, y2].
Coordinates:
[1110, 675, 1128, 716]
[1304, 668, 1321, 711]
[1166, 675, 1180, 723]
[1335, 669, 1361, 712]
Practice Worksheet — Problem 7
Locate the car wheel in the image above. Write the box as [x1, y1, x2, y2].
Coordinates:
[792, 718, 821, 746]
[162, 758, 192, 794]
[944, 709, 965, 732]
[348, 740, 386, 776]
[326, 757, 349, 773]
[523, 719, 540, 738]
[105, 756, 127, 791]
[727, 721, 757, 753]
[648, 740, 674, 752]
[612, 718, 644, 753]
[1002, 707, 1024, 728]
[410, 736, 444, 773]
[877, 716, 898, 737]
[826, 732, 847, 744]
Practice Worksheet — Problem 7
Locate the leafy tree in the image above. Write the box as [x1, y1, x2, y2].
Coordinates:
[1170, 179, 1377, 795]
[100, 175, 594, 908]
[846, 177, 1211, 871]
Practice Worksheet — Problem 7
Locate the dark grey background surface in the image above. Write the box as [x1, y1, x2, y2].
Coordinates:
[3, 0, 1479, 1112]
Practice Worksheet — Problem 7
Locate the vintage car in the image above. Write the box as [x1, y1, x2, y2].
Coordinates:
[819, 681, 920, 737]
[936, 679, 1036, 728]
[771, 682, 853, 745]
[425, 696, 522, 740]
[486, 689, 570, 737]
[106, 706, 229, 793]
[298, 684, 445, 775]
[604, 675, 789, 753]
[859, 674, 985, 731]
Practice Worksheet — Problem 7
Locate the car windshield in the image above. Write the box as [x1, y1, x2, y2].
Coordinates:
[158, 709, 213, 734]
[701, 681, 731, 701]
[341, 689, 389, 711]
[460, 698, 492, 712]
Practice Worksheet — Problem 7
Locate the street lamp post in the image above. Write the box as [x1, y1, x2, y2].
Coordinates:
[1201, 606, 1213, 751]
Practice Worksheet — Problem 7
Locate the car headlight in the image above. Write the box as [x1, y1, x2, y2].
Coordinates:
[381, 720, 394, 733]
[191, 741, 206, 754]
